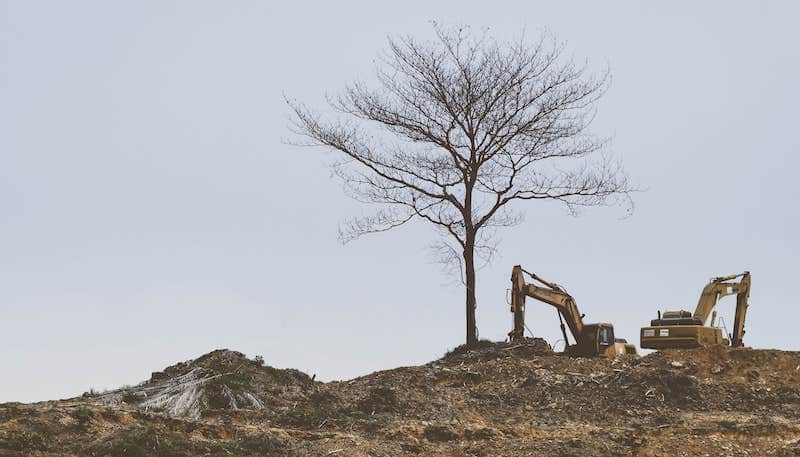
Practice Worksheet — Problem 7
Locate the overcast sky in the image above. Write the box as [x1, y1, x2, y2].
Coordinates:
[2, 1, 798, 403]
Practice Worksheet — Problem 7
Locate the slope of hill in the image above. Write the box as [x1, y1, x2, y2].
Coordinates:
[1, 342, 798, 456]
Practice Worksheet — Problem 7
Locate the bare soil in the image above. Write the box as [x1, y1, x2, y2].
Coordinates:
[1, 343, 799, 456]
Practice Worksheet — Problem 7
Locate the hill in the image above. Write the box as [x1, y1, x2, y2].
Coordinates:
[1, 342, 799, 456]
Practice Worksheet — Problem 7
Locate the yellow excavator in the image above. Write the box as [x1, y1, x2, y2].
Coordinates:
[508, 265, 637, 357]
[640, 272, 751, 349]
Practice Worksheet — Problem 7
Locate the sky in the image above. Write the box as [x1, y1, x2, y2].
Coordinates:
[1, 1, 798, 403]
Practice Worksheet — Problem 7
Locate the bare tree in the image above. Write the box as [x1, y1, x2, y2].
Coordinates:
[288, 25, 632, 347]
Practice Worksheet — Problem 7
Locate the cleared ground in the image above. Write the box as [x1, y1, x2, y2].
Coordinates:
[1, 342, 798, 456]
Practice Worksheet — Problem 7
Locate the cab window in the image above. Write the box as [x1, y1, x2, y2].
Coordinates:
[599, 327, 614, 346]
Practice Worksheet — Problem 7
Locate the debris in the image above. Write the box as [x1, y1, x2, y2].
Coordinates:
[1, 345, 798, 456]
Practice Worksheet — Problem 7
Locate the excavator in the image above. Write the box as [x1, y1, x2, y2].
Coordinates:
[508, 265, 637, 357]
[640, 272, 751, 349]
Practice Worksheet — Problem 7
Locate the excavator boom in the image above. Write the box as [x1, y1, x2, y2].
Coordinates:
[521, 284, 584, 339]
[510, 266, 583, 343]
[693, 273, 750, 325]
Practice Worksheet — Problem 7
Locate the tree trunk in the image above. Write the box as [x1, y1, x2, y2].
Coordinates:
[464, 240, 478, 347]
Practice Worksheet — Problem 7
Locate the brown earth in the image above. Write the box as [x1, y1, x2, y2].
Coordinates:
[1, 341, 799, 456]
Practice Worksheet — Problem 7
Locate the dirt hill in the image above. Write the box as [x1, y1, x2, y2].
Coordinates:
[1, 342, 799, 456]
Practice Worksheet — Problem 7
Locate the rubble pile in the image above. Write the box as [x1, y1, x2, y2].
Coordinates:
[1, 344, 798, 456]
[437, 337, 553, 365]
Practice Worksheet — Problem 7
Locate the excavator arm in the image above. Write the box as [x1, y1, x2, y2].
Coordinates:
[692, 272, 751, 327]
[510, 264, 636, 357]
[509, 265, 585, 344]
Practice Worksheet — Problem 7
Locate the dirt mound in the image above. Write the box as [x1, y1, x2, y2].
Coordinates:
[641, 345, 800, 385]
[1, 345, 799, 456]
[438, 337, 553, 365]
[93, 349, 314, 419]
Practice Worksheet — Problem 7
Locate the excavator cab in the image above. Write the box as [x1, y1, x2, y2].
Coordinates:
[599, 326, 614, 347]
[569, 323, 612, 356]
[590, 324, 615, 350]
[568, 323, 635, 357]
